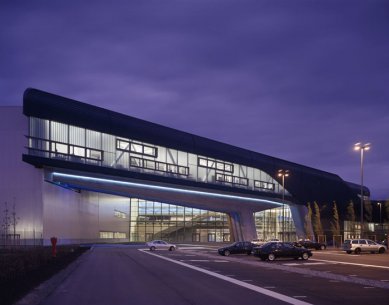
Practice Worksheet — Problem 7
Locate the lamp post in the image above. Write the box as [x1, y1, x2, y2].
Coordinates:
[354, 142, 370, 238]
[278, 169, 289, 241]
[377, 202, 382, 227]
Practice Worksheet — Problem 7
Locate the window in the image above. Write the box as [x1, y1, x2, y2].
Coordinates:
[86, 149, 103, 161]
[131, 143, 143, 154]
[70, 146, 85, 157]
[254, 180, 275, 191]
[129, 157, 189, 176]
[99, 231, 127, 239]
[216, 173, 248, 186]
[143, 145, 156, 156]
[117, 139, 129, 150]
[116, 139, 157, 157]
[198, 157, 233, 173]
[52, 142, 68, 154]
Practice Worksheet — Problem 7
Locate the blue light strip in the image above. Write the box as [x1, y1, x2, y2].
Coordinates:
[52, 172, 283, 206]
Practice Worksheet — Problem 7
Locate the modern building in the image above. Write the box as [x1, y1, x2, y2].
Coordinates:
[0, 88, 369, 245]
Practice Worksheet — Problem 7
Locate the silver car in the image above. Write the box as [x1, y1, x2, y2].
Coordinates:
[146, 240, 177, 251]
[343, 239, 386, 254]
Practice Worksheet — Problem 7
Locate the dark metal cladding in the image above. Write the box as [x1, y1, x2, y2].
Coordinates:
[23, 88, 362, 205]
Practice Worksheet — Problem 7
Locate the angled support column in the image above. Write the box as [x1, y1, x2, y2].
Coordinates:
[289, 204, 313, 240]
[228, 210, 257, 241]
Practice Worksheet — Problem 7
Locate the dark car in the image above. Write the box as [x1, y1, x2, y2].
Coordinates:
[296, 239, 326, 250]
[253, 241, 312, 261]
[218, 241, 253, 256]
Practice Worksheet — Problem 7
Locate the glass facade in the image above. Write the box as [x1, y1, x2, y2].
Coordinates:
[129, 198, 295, 243]
[27, 117, 296, 242]
[27, 117, 290, 196]
[129, 198, 230, 242]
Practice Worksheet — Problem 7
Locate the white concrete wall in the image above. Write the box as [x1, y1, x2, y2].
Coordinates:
[0, 107, 44, 243]
[0, 107, 130, 246]
[42, 182, 130, 245]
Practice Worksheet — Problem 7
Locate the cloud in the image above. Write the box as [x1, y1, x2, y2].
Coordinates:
[1, 0, 388, 198]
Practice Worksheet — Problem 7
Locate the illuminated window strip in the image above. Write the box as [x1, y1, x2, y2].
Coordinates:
[215, 173, 248, 186]
[130, 156, 189, 176]
[99, 231, 127, 239]
[52, 172, 283, 206]
[27, 136, 103, 161]
[198, 157, 233, 173]
[254, 180, 275, 191]
[116, 139, 157, 157]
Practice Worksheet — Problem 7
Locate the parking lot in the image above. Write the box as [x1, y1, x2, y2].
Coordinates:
[20, 244, 389, 305]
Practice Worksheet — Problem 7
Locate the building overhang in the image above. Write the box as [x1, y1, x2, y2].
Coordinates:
[45, 170, 284, 213]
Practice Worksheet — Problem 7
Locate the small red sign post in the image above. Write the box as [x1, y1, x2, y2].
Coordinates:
[50, 237, 57, 257]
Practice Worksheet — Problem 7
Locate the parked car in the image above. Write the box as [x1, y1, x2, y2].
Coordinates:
[218, 241, 254, 256]
[253, 241, 312, 261]
[252, 238, 280, 246]
[296, 239, 326, 250]
[146, 240, 176, 251]
[251, 239, 267, 246]
[342, 239, 386, 254]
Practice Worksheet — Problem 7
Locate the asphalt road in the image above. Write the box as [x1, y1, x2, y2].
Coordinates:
[21, 244, 389, 305]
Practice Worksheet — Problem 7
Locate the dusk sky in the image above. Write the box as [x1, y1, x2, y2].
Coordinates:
[1, 1, 388, 199]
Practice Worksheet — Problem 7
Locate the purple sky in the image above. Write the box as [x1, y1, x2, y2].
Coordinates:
[1, 1, 388, 199]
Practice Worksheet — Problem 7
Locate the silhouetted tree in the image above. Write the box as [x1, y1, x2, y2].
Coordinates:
[330, 201, 340, 236]
[364, 199, 372, 222]
[346, 201, 356, 237]
[304, 202, 313, 239]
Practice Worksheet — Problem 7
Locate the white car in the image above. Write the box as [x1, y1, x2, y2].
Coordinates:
[146, 240, 177, 251]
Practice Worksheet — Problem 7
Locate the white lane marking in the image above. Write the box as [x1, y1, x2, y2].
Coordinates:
[381, 280, 389, 282]
[139, 249, 313, 305]
[293, 296, 307, 298]
[309, 258, 389, 270]
[242, 280, 253, 282]
[363, 287, 375, 289]
[188, 259, 210, 262]
[185, 254, 197, 257]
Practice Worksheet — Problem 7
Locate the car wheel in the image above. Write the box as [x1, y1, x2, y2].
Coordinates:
[268, 253, 276, 261]
[320, 245, 326, 250]
[302, 252, 309, 260]
[224, 250, 230, 256]
[169, 246, 175, 251]
[150, 246, 156, 251]
[379, 247, 385, 254]
[354, 248, 361, 254]
[346, 250, 352, 254]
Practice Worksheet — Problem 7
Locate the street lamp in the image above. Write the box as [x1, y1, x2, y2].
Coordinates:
[354, 142, 370, 237]
[278, 169, 289, 241]
[377, 202, 382, 227]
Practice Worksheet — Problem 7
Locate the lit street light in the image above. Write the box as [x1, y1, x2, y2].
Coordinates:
[278, 169, 289, 241]
[377, 202, 382, 227]
[354, 142, 370, 238]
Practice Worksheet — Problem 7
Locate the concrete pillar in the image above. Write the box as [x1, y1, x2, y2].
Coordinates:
[228, 210, 257, 241]
[289, 204, 313, 240]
